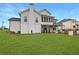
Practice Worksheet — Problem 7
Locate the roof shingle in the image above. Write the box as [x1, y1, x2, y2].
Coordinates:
[8, 18, 20, 21]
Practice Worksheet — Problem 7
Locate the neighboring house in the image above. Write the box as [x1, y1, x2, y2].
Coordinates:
[61, 19, 76, 30]
[9, 4, 56, 34]
[57, 19, 79, 34]
[75, 21, 79, 34]
[76, 21, 79, 29]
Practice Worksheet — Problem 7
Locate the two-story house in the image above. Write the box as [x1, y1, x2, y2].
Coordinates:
[57, 19, 79, 34]
[9, 4, 56, 34]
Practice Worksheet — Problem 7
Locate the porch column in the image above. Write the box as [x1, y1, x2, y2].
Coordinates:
[47, 26, 50, 32]
[48, 16, 50, 22]
[42, 15, 45, 22]
[44, 16, 45, 22]
[50, 17, 52, 22]
[48, 17, 50, 22]
[46, 16, 48, 22]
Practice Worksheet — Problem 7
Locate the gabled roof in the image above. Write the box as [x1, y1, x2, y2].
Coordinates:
[19, 8, 40, 16]
[39, 9, 51, 15]
[8, 17, 20, 21]
[20, 8, 30, 14]
[33, 9, 40, 15]
[59, 19, 76, 23]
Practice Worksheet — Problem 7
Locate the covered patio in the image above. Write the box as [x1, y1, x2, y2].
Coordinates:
[41, 25, 56, 33]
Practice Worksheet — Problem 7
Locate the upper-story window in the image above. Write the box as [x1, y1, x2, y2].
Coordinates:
[36, 18, 38, 23]
[24, 16, 27, 22]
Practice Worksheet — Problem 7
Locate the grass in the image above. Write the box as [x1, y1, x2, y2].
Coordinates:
[0, 30, 79, 55]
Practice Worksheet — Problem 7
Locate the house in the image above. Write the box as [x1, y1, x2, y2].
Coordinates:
[9, 4, 56, 34]
[57, 19, 79, 34]
[75, 21, 79, 34]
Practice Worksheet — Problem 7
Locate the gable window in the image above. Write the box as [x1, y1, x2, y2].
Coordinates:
[36, 18, 38, 23]
[24, 16, 27, 22]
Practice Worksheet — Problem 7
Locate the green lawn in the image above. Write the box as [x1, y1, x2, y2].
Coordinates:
[0, 30, 79, 55]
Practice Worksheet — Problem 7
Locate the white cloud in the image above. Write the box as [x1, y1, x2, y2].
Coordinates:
[0, 13, 19, 18]
[5, 13, 19, 18]
[5, 4, 18, 12]
[0, 4, 20, 19]
[0, 4, 16, 12]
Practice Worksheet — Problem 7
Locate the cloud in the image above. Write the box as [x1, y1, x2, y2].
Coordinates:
[1, 3, 26, 13]
[0, 4, 20, 19]
[4, 13, 19, 18]
[0, 4, 16, 12]
[0, 12, 19, 18]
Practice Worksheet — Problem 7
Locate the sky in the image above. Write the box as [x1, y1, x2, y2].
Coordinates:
[0, 3, 79, 28]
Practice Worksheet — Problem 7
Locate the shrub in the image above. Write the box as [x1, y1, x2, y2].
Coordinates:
[10, 31, 16, 34]
[17, 31, 20, 34]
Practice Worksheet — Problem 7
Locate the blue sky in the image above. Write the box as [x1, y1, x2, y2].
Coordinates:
[0, 3, 79, 28]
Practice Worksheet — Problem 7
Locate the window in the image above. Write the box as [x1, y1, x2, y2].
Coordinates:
[36, 18, 38, 23]
[24, 16, 27, 22]
[73, 25, 75, 28]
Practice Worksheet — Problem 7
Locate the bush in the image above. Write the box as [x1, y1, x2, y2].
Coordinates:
[17, 31, 20, 34]
[58, 30, 62, 33]
[10, 31, 16, 34]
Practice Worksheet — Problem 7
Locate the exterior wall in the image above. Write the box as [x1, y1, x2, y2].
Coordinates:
[56, 26, 63, 33]
[28, 9, 41, 34]
[62, 21, 75, 30]
[10, 21, 20, 33]
[68, 30, 74, 36]
[57, 26, 62, 30]
[76, 30, 79, 34]
[21, 11, 29, 34]
[21, 8, 41, 34]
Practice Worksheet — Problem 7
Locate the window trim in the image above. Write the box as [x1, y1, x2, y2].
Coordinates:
[36, 18, 38, 23]
[24, 16, 27, 22]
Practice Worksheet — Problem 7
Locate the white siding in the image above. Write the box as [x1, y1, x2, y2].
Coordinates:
[21, 11, 29, 34]
[10, 21, 20, 33]
[68, 31, 74, 36]
[62, 21, 75, 29]
[20, 8, 41, 34]
[28, 9, 41, 34]
[76, 30, 79, 34]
